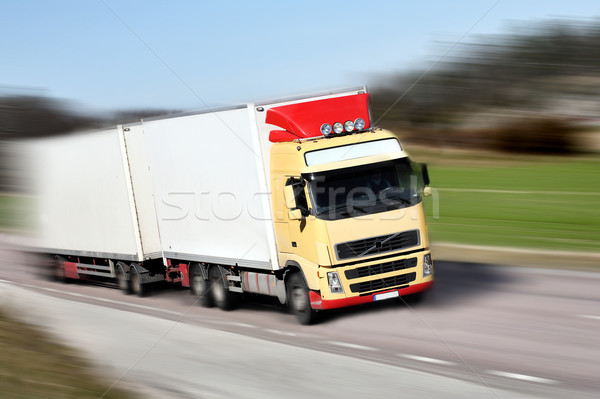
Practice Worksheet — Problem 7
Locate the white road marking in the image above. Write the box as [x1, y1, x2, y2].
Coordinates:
[486, 370, 557, 384]
[328, 341, 377, 351]
[399, 354, 456, 366]
[264, 328, 297, 337]
[231, 322, 258, 328]
[578, 314, 600, 320]
[48, 289, 184, 316]
[433, 242, 600, 260]
[1, 279, 183, 316]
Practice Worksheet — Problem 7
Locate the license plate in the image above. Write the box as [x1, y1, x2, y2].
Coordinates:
[374, 291, 399, 301]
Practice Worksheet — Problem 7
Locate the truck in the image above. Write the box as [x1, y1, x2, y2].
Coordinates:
[29, 87, 434, 324]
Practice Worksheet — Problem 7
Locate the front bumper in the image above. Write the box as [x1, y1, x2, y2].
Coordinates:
[309, 280, 433, 310]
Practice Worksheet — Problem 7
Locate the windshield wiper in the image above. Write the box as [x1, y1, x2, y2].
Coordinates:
[318, 203, 368, 216]
[379, 194, 413, 206]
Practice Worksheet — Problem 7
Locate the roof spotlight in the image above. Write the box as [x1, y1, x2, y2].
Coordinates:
[354, 118, 365, 130]
[332, 122, 344, 134]
[320, 123, 332, 136]
[344, 120, 354, 132]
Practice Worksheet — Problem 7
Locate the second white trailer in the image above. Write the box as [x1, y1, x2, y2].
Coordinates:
[137, 106, 277, 270]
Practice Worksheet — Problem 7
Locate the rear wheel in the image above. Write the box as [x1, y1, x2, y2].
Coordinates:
[130, 267, 145, 297]
[286, 272, 319, 325]
[116, 264, 131, 294]
[54, 256, 68, 283]
[190, 264, 214, 307]
[209, 266, 238, 311]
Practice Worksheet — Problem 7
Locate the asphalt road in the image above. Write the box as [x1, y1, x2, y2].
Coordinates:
[1, 238, 599, 398]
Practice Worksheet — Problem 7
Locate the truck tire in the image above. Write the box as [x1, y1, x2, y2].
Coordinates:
[286, 272, 319, 325]
[54, 256, 68, 283]
[190, 264, 214, 308]
[130, 267, 145, 297]
[209, 266, 238, 311]
[116, 264, 131, 294]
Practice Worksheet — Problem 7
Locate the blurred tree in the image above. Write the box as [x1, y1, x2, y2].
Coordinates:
[0, 95, 175, 192]
[0, 96, 96, 139]
[372, 19, 600, 153]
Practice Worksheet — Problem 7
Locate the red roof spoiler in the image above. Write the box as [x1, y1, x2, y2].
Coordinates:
[266, 93, 370, 142]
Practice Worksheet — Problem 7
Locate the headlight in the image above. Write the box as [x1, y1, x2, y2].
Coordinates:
[344, 120, 354, 132]
[423, 254, 433, 277]
[332, 122, 344, 134]
[320, 123, 332, 136]
[354, 118, 365, 130]
[327, 271, 344, 294]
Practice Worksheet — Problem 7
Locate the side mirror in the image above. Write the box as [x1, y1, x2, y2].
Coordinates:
[421, 163, 430, 186]
[283, 184, 297, 209]
[284, 177, 308, 219]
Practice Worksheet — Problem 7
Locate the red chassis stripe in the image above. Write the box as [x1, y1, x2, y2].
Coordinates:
[179, 263, 189, 287]
[309, 281, 433, 310]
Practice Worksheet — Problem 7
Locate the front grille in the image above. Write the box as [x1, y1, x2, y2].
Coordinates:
[349, 272, 416, 294]
[335, 230, 419, 260]
[345, 257, 417, 280]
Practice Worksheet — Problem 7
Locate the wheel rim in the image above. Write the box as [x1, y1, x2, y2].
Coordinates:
[117, 268, 128, 290]
[192, 274, 204, 296]
[291, 284, 308, 313]
[131, 272, 140, 293]
[211, 274, 225, 303]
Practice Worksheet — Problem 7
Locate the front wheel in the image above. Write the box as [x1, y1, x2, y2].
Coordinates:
[286, 272, 319, 325]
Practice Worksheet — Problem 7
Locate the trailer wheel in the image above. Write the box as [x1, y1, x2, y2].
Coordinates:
[116, 264, 131, 294]
[209, 266, 238, 311]
[190, 264, 214, 308]
[54, 256, 68, 283]
[286, 272, 319, 325]
[130, 267, 145, 297]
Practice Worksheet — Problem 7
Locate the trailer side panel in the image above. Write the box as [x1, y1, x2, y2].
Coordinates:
[141, 108, 275, 269]
[31, 128, 142, 260]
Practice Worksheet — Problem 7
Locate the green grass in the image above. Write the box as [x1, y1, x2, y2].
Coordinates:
[420, 153, 600, 252]
[0, 194, 31, 233]
[0, 309, 137, 399]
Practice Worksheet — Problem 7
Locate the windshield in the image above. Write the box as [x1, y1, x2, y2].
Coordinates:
[304, 158, 423, 221]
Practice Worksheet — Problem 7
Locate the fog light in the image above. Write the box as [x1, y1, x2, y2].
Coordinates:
[327, 271, 344, 294]
[423, 254, 433, 277]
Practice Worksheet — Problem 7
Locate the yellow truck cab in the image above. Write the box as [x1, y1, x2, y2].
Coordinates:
[265, 91, 434, 323]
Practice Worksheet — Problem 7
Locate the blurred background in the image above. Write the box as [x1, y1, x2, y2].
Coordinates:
[2, 2, 599, 261]
[2, 3, 600, 398]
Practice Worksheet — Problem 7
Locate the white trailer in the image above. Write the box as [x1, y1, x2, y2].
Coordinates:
[29, 87, 434, 323]
[30, 104, 281, 295]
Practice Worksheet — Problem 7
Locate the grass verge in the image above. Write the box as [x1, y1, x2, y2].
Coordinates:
[0, 194, 31, 233]
[411, 146, 600, 253]
[0, 308, 137, 399]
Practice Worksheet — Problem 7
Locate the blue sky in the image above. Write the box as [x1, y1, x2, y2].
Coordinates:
[1, 1, 599, 112]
